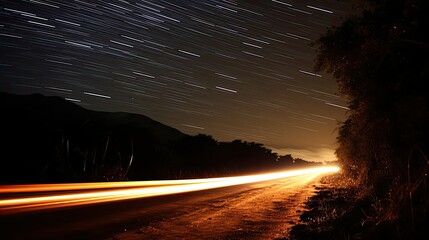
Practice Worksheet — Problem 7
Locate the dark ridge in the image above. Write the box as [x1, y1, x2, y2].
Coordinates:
[0, 92, 187, 183]
[0, 92, 319, 184]
[0, 92, 186, 143]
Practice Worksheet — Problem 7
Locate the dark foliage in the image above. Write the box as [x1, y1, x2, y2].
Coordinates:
[0, 92, 316, 184]
[316, 0, 429, 185]
[307, 0, 429, 238]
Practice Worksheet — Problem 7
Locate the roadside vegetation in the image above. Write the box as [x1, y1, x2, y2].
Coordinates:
[0, 92, 320, 183]
[290, 0, 429, 239]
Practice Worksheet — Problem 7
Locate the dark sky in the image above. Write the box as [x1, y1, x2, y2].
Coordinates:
[1, 0, 351, 162]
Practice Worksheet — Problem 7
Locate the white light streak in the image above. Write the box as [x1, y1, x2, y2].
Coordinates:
[28, 21, 55, 28]
[242, 51, 263, 58]
[325, 102, 350, 110]
[215, 73, 237, 80]
[55, 18, 80, 26]
[132, 71, 155, 78]
[287, 88, 308, 95]
[299, 70, 322, 77]
[0, 33, 23, 38]
[45, 86, 73, 92]
[243, 42, 262, 48]
[293, 125, 319, 132]
[30, 0, 59, 8]
[84, 91, 111, 99]
[310, 114, 336, 121]
[288, 7, 312, 15]
[65, 41, 92, 49]
[65, 98, 81, 103]
[311, 89, 340, 98]
[45, 59, 73, 65]
[185, 82, 206, 89]
[286, 33, 311, 41]
[4, 8, 35, 15]
[181, 124, 205, 130]
[271, 0, 292, 7]
[21, 14, 47, 21]
[307, 5, 333, 14]
[178, 49, 200, 57]
[110, 40, 134, 48]
[121, 35, 144, 43]
[216, 86, 237, 93]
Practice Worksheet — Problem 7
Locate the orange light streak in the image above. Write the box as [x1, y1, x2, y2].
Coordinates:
[0, 166, 339, 214]
[0, 178, 228, 193]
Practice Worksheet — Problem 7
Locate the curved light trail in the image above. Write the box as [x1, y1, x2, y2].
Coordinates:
[0, 166, 339, 214]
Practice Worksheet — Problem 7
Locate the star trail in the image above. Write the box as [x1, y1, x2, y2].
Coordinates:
[0, 0, 351, 162]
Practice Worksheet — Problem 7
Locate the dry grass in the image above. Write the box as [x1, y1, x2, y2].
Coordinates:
[290, 149, 429, 240]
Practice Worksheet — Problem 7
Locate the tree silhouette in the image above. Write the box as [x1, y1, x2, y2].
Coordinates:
[315, 0, 429, 185]
[311, 2, 429, 237]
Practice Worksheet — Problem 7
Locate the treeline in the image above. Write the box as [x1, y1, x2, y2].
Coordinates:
[314, 0, 429, 238]
[169, 134, 314, 178]
[0, 92, 317, 184]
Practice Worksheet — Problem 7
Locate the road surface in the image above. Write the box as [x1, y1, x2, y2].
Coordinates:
[0, 168, 337, 240]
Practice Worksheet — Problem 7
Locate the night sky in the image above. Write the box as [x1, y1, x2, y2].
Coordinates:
[1, 0, 351, 162]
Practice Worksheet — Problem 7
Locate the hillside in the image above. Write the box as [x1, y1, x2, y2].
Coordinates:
[1, 92, 186, 142]
[0, 92, 319, 184]
[0, 92, 186, 183]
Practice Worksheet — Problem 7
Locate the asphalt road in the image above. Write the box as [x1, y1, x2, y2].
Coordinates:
[0, 173, 327, 240]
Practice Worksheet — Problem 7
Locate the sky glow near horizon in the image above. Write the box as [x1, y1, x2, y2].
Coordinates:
[0, 0, 351, 162]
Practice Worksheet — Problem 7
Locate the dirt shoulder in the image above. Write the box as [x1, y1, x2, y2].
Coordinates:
[108, 175, 326, 240]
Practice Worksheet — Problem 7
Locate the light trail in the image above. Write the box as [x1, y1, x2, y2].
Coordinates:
[0, 166, 339, 213]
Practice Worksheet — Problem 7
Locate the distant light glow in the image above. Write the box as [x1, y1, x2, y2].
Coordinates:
[0, 166, 339, 213]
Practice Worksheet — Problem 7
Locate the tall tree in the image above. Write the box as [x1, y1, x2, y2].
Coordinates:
[315, 0, 429, 185]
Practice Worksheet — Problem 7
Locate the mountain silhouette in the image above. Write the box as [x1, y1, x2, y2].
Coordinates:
[0, 92, 186, 183]
[0, 92, 318, 184]
[1, 92, 185, 143]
